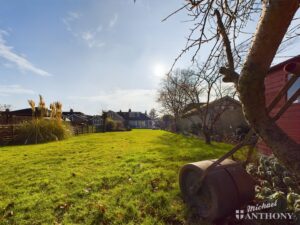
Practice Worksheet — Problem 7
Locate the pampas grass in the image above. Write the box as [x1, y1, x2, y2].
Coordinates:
[13, 119, 72, 145]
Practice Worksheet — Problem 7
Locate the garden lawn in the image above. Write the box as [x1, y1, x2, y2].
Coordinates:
[0, 129, 233, 225]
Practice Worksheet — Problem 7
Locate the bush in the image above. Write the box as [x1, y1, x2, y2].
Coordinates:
[105, 118, 116, 131]
[13, 119, 72, 144]
[115, 121, 125, 131]
[105, 118, 126, 131]
[246, 155, 300, 224]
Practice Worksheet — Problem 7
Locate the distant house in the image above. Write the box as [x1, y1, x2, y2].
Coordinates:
[90, 115, 103, 127]
[63, 110, 88, 125]
[62, 109, 103, 127]
[106, 110, 125, 122]
[0, 107, 51, 124]
[116, 109, 152, 129]
[7, 107, 51, 117]
[257, 55, 300, 154]
[178, 96, 247, 137]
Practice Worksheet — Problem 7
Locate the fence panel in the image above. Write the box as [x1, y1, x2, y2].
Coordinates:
[72, 125, 97, 136]
[0, 124, 18, 144]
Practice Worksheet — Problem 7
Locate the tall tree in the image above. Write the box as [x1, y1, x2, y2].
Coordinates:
[165, 0, 300, 175]
[157, 69, 191, 132]
[167, 68, 234, 144]
[149, 108, 158, 120]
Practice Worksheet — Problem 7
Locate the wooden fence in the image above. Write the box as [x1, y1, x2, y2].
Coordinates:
[0, 116, 32, 125]
[71, 125, 98, 135]
[0, 124, 17, 145]
[0, 122, 101, 145]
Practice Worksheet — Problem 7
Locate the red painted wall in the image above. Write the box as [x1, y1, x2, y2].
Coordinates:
[257, 56, 300, 154]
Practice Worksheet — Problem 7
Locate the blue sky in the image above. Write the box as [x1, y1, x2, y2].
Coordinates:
[0, 1, 299, 115]
[0, 0, 195, 114]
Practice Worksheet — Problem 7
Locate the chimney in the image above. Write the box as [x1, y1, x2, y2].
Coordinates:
[129, 108, 131, 112]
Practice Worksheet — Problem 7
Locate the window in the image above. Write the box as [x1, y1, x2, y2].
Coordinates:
[287, 74, 300, 103]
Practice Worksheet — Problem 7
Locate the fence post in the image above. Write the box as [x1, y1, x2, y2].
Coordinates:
[11, 124, 14, 138]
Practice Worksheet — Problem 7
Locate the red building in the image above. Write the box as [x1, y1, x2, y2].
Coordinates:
[257, 55, 300, 154]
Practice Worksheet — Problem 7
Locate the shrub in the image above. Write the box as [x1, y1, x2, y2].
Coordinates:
[105, 118, 126, 131]
[246, 155, 300, 224]
[105, 118, 116, 131]
[115, 121, 125, 131]
[13, 119, 72, 144]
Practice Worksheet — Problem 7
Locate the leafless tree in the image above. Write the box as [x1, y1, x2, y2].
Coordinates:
[168, 68, 235, 144]
[149, 108, 158, 120]
[157, 69, 191, 132]
[163, 0, 300, 175]
[0, 104, 11, 111]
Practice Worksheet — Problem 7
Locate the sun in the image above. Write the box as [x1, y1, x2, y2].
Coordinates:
[153, 63, 167, 77]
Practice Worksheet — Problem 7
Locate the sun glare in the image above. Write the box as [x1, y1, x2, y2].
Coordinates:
[153, 63, 167, 77]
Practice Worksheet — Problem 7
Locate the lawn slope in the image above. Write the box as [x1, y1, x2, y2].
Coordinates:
[0, 129, 232, 225]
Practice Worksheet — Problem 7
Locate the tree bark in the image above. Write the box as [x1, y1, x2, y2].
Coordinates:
[238, 0, 300, 175]
[202, 126, 211, 145]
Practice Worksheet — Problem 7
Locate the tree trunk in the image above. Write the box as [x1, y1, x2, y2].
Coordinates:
[238, 0, 300, 175]
[202, 127, 211, 145]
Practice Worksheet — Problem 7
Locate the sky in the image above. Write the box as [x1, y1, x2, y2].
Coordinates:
[0, 0, 299, 115]
[0, 0, 196, 115]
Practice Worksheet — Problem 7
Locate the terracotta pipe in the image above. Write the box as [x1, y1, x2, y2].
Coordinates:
[284, 62, 300, 75]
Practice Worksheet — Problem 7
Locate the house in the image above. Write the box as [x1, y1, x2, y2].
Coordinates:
[6, 107, 51, 117]
[116, 109, 152, 129]
[178, 96, 248, 138]
[62, 110, 89, 125]
[0, 107, 51, 124]
[90, 115, 103, 127]
[106, 110, 125, 123]
[257, 55, 300, 154]
[62, 109, 103, 127]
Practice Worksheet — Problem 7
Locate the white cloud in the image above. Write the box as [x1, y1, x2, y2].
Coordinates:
[109, 14, 118, 28]
[68, 89, 158, 111]
[81, 31, 93, 41]
[80, 31, 105, 48]
[0, 84, 35, 96]
[62, 11, 81, 32]
[0, 30, 51, 76]
[62, 12, 105, 49]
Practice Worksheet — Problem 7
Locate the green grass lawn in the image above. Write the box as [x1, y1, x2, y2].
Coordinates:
[0, 129, 233, 225]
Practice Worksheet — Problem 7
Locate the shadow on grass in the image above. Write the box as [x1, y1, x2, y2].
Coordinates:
[150, 132, 232, 163]
[148, 132, 235, 225]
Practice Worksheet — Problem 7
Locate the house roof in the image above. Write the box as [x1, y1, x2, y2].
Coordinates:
[8, 107, 51, 117]
[107, 110, 125, 121]
[183, 103, 206, 113]
[67, 114, 89, 123]
[117, 111, 151, 121]
[183, 96, 241, 117]
[62, 111, 85, 116]
[206, 96, 241, 107]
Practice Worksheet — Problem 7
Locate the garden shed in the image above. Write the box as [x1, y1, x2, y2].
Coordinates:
[257, 55, 300, 154]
